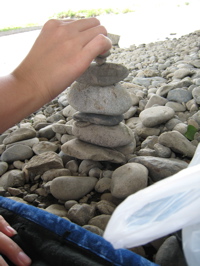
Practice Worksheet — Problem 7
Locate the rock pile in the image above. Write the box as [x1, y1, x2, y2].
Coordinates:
[1, 29, 200, 264]
[62, 55, 136, 164]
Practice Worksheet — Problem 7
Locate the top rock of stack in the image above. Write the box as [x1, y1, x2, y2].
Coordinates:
[76, 63, 129, 86]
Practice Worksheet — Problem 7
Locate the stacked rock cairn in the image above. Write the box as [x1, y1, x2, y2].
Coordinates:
[62, 51, 136, 164]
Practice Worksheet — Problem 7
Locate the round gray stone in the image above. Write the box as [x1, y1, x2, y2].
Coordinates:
[50, 176, 98, 201]
[139, 106, 175, 127]
[1, 144, 33, 162]
[111, 163, 148, 199]
[68, 82, 132, 116]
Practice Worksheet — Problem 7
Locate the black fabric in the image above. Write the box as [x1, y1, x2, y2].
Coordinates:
[0, 207, 113, 266]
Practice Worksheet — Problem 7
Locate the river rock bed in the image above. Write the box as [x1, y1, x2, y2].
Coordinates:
[1, 30, 200, 264]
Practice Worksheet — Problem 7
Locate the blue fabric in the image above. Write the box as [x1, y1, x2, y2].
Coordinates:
[0, 196, 157, 266]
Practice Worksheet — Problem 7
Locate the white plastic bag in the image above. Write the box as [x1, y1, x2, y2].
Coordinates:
[182, 144, 200, 266]
[103, 144, 200, 253]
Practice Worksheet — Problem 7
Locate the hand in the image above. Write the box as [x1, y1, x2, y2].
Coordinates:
[13, 17, 112, 102]
[0, 215, 31, 266]
[0, 18, 112, 133]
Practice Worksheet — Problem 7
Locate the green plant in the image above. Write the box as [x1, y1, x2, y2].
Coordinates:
[184, 125, 197, 141]
[54, 7, 134, 20]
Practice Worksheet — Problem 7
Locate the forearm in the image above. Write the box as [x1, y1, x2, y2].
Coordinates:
[0, 74, 46, 133]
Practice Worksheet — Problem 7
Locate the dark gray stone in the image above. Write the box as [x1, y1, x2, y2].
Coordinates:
[1, 144, 33, 162]
[73, 112, 124, 126]
[167, 88, 192, 103]
[129, 156, 188, 182]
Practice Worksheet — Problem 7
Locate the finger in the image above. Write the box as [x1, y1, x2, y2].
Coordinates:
[71, 17, 100, 32]
[0, 255, 8, 266]
[0, 215, 17, 237]
[0, 233, 31, 266]
[82, 34, 112, 63]
[79, 25, 108, 46]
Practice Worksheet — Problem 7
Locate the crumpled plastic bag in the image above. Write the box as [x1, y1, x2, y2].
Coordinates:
[104, 144, 200, 265]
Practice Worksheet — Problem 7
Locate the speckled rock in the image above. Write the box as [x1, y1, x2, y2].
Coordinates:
[111, 163, 148, 199]
[62, 139, 126, 164]
[76, 63, 129, 86]
[50, 176, 98, 201]
[139, 106, 175, 127]
[68, 82, 132, 116]
[3, 128, 36, 145]
[72, 122, 135, 148]
[1, 144, 33, 162]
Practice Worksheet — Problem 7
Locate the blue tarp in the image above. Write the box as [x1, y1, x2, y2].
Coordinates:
[0, 196, 157, 266]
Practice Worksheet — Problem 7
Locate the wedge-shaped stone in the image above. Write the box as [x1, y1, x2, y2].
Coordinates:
[72, 122, 135, 148]
[61, 139, 126, 164]
[77, 63, 129, 86]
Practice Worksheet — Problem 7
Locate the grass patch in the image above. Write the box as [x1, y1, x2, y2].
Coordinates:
[0, 23, 39, 33]
[0, 8, 134, 32]
[54, 8, 134, 19]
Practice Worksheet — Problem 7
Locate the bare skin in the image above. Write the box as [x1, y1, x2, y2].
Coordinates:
[0, 18, 111, 133]
[0, 215, 31, 265]
[0, 17, 111, 264]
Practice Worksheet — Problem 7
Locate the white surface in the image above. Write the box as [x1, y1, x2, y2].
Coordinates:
[0, 0, 200, 75]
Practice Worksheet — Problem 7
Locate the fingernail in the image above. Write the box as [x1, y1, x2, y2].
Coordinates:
[6, 225, 17, 235]
[17, 252, 32, 266]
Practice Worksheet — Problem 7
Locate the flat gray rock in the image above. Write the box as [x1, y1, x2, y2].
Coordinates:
[38, 125, 55, 139]
[61, 139, 126, 164]
[129, 156, 188, 182]
[3, 128, 36, 145]
[24, 151, 63, 178]
[72, 122, 135, 148]
[88, 214, 111, 231]
[167, 88, 192, 103]
[155, 236, 187, 266]
[0, 170, 25, 190]
[32, 141, 58, 155]
[50, 176, 98, 201]
[77, 63, 129, 86]
[0, 162, 8, 176]
[6, 137, 39, 149]
[158, 130, 196, 158]
[73, 112, 124, 126]
[45, 204, 68, 217]
[139, 106, 175, 127]
[111, 163, 148, 199]
[1, 144, 33, 162]
[68, 203, 96, 225]
[68, 82, 132, 115]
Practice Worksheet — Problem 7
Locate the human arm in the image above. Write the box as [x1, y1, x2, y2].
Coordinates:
[0, 18, 111, 133]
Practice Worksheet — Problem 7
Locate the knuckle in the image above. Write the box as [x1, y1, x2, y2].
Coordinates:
[91, 17, 100, 25]
[42, 19, 60, 31]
